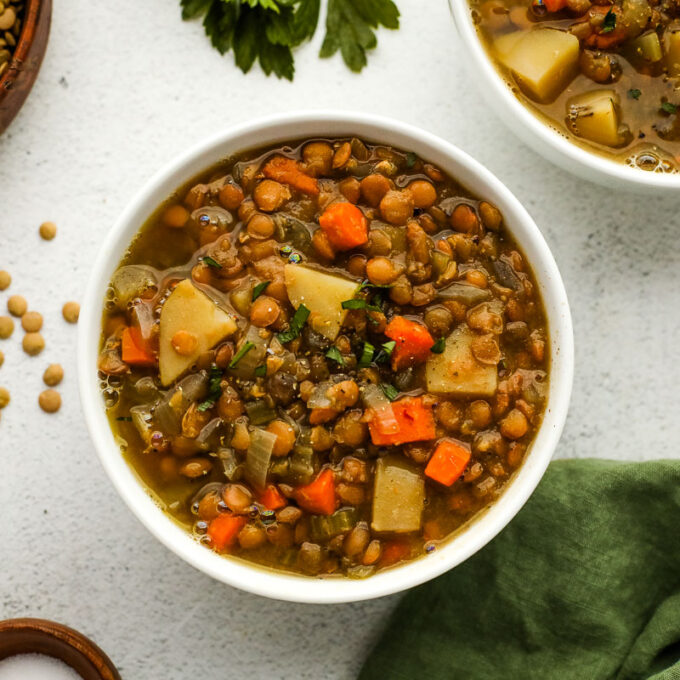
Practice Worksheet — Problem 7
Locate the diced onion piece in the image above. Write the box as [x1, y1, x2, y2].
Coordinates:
[245, 427, 277, 491]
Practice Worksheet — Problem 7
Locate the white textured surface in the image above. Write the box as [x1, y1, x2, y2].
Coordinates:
[0, 1, 678, 679]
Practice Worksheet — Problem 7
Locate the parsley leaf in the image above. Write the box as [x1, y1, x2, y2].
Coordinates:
[326, 346, 346, 366]
[320, 0, 400, 73]
[252, 280, 271, 301]
[601, 9, 616, 33]
[229, 341, 256, 368]
[341, 298, 382, 312]
[374, 340, 395, 364]
[201, 255, 222, 269]
[628, 88, 641, 100]
[116, 416, 132, 422]
[182, 0, 320, 80]
[277, 304, 310, 343]
[254, 364, 267, 377]
[380, 383, 399, 401]
[357, 341, 375, 367]
[661, 101, 678, 115]
[405, 151, 418, 168]
[198, 364, 223, 411]
[430, 337, 446, 354]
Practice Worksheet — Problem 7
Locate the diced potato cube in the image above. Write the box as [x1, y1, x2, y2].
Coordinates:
[372, 457, 425, 533]
[494, 31, 524, 60]
[566, 89, 626, 148]
[284, 264, 360, 340]
[425, 325, 498, 397]
[159, 279, 237, 386]
[664, 28, 680, 76]
[501, 28, 580, 102]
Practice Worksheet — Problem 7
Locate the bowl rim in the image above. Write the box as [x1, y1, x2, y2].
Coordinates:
[447, 0, 680, 191]
[77, 110, 574, 603]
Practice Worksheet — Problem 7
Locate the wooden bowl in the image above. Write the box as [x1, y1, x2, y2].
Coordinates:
[0, 0, 52, 134]
[0, 618, 121, 680]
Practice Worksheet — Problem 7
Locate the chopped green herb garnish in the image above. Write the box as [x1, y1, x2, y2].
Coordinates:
[374, 340, 395, 364]
[360, 280, 392, 290]
[380, 383, 399, 401]
[201, 255, 222, 269]
[198, 364, 223, 411]
[430, 337, 446, 354]
[277, 304, 310, 343]
[254, 364, 267, 377]
[342, 298, 382, 312]
[601, 9, 616, 33]
[628, 88, 641, 100]
[661, 101, 678, 115]
[325, 346, 346, 366]
[252, 280, 271, 301]
[357, 341, 375, 367]
[116, 416, 132, 422]
[405, 151, 418, 168]
[229, 341, 255, 369]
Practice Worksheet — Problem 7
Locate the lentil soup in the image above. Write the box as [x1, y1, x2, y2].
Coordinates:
[471, 0, 680, 172]
[99, 137, 549, 578]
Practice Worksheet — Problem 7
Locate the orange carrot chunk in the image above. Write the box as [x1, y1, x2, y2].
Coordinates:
[425, 439, 471, 486]
[384, 316, 435, 371]
[262, 156, 319, 196]
[207, 514, 247, 552]
[121, 327, 156, 366]
[368, 396, 436, 446]
[319, 202, 369, 251]
[544, 0, 567, 11]
[259, 484, 287, 511]
[379, 539, 411, 567]
[294, 468, 337, 515]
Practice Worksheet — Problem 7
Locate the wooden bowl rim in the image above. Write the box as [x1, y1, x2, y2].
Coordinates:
[0, 618, 121, 680]
[0, 0, 43, 92]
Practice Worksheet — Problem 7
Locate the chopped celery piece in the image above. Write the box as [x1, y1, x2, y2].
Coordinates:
[372, 456, 425, 533]
[310, 508, 358, 541]
[347, 564, 376, 579]
[218, 447, 242, 481]
[245, 400, 277, 425]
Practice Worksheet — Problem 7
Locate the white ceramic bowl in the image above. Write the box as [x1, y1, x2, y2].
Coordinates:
[448, 0, 680, 194]
[78, 111, 574, 603]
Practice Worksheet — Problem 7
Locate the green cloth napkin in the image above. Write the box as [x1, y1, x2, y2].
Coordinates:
[360, 459, 680, 680]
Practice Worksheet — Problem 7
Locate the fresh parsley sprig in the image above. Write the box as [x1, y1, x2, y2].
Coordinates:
[180, 0, 400, 80]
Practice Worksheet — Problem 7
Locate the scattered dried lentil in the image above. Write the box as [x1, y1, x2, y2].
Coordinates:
[0, 316, 14, 339]
[43, 363, 64, 387]
[0, 386, 9, 408]
[0, 350, 3, 368]
[0, 270, 10, 290]
[39, 221, 57, 240]
[7, 294, 26, 317]
[22, 332, 44, 356]
[62, 301, 80, 323]
[21, 310, 43, 332]
[38, 389, 61, 413]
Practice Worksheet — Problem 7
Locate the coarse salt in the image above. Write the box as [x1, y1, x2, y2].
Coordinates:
[0, 653, 81, 679]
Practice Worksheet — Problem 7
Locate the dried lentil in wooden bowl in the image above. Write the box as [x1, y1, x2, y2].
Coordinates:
[0, 0, 52, 135]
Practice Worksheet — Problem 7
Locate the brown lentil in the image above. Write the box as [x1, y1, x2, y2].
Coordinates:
[21, 311, 43, 333]
[7, 295, 27, 317]
[43, 363, 64, 387]
[0, 271, 10, 290]
[38, 389, 61, 413]
[0, 316, 14, 339]
[22, 332, 45, 356]
[39, 221, 57, 241]
[62, 301, 80, 324]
